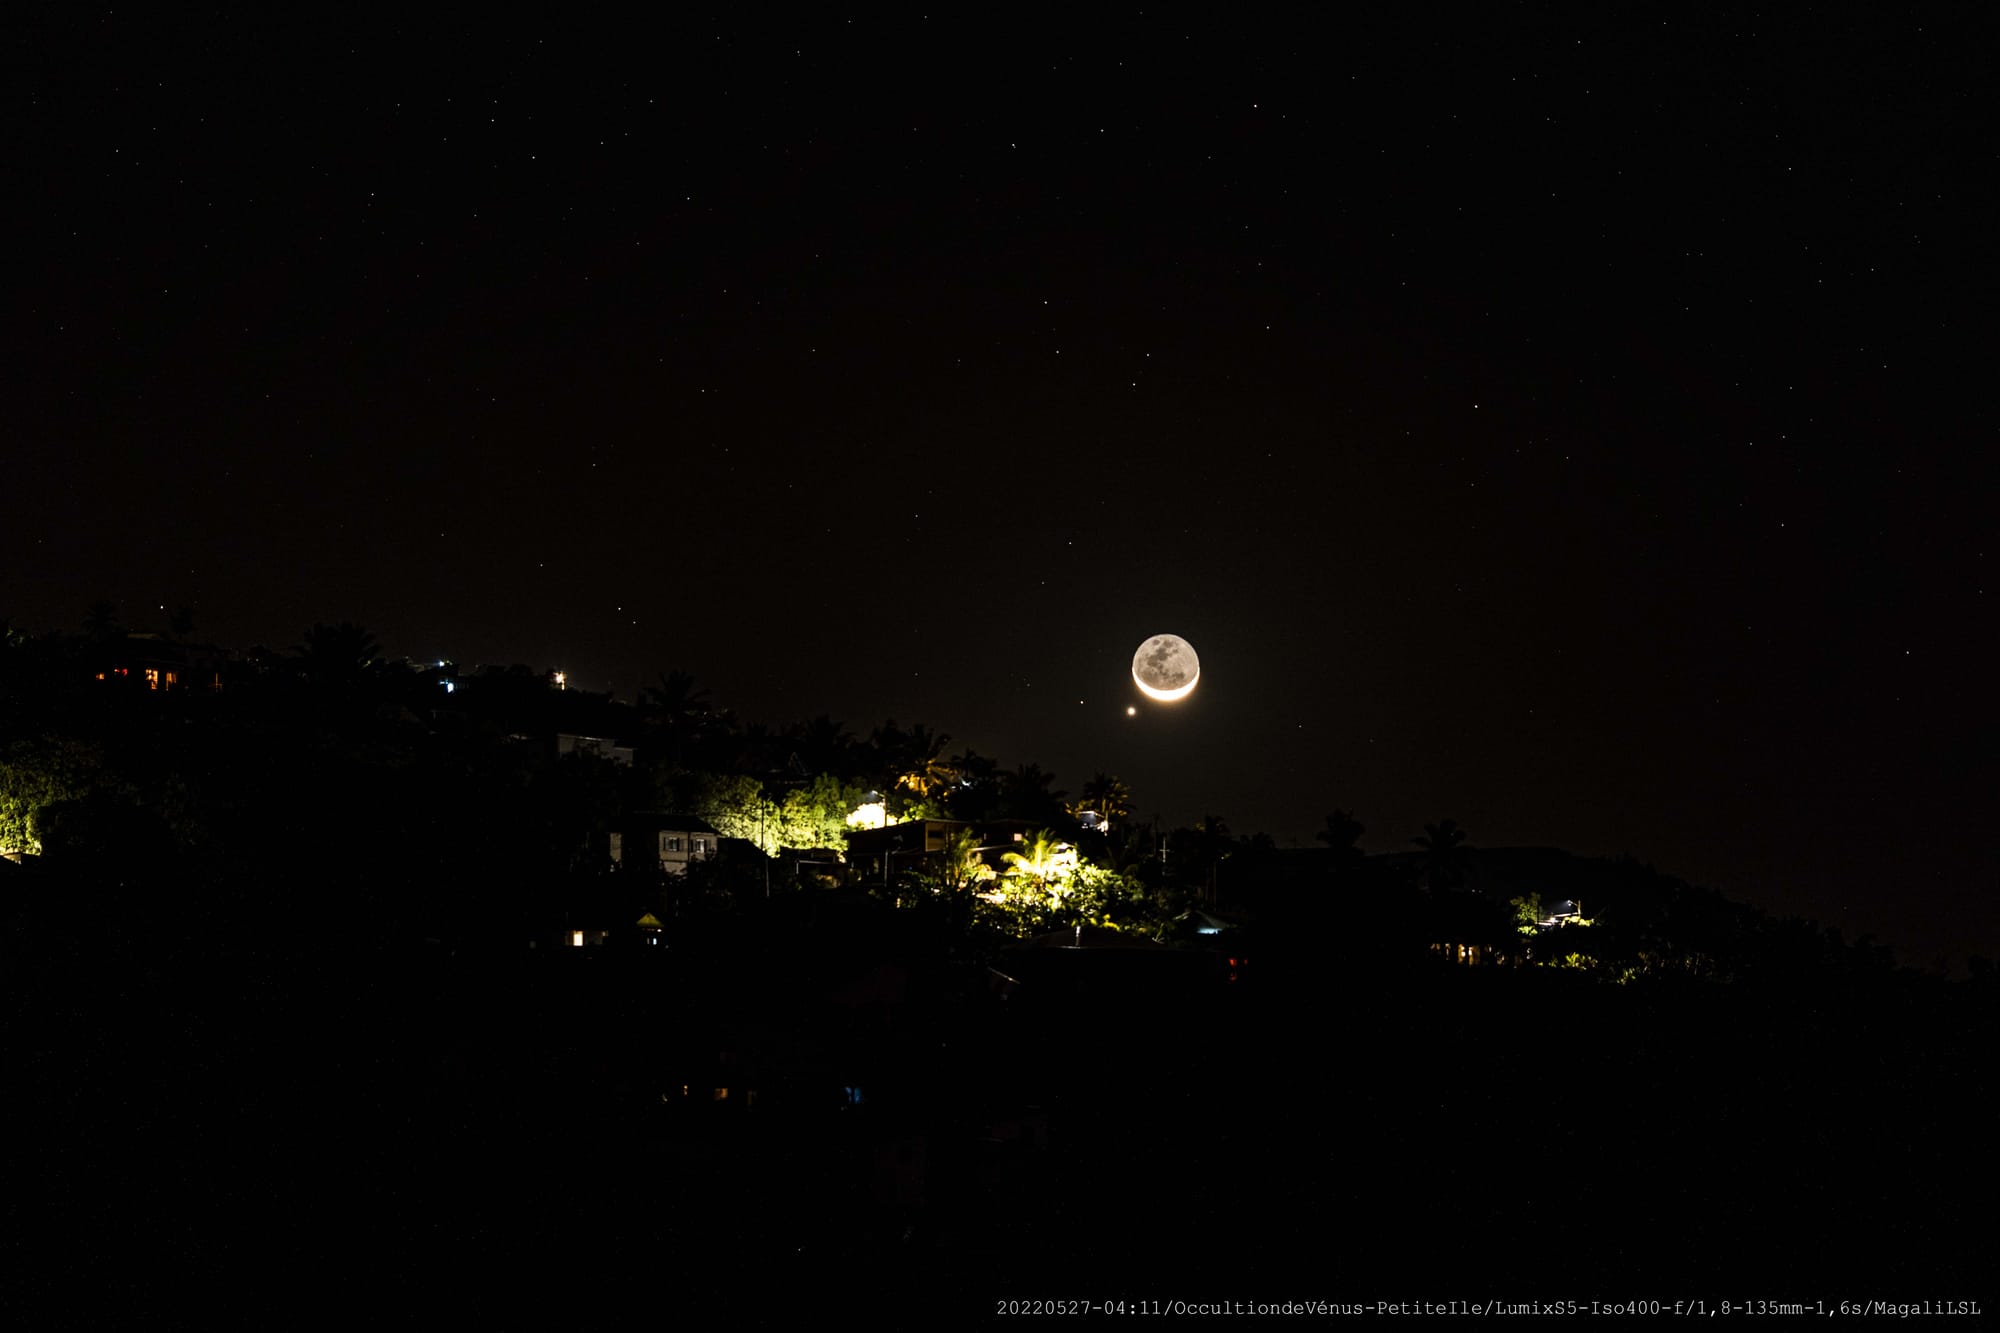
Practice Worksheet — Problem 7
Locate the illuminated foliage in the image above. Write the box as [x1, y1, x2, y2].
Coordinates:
[911, 826, 996, 898]
[0, 736, 112, 855]
[870, 720, 955, 802]
[1001, 828, 1073, 886]
[694, 771, 866, 857]
[975, 852, 1151, 938]
[776, 774, 867, 852]
[692, 772, 774, 851]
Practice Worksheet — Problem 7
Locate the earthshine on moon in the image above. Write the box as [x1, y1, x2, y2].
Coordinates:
[1132, 634, 1200, 702]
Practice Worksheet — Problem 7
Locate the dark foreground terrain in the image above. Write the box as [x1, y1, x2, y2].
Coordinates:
[8, 889, 1993, 1324]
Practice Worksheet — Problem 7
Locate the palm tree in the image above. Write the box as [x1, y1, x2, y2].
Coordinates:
[787, 714, 855, 778]
[1412, 818, 1470, 892]
[83, 599, 123, 643]
[1316, 809, 1367, 869]
[1074, 772, 1133, 826]
[1186, 814, 1233, 903]
[297, 621, 380, 688]
[1002, 828, 1075, 918]
[1097, 821, 1156, 876]
[642, 668, 709, 720]
[642, 669, 711, 767]
[939, 825, 993, 893]
[999, 763, 1068, 825]
[725, 720, 778, 776]
[868, 720, 954, 803]
[895, 722, 955, 802]
[943, 748, 1000, 819]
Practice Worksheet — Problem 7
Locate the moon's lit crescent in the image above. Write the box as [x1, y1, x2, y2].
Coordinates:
[1133, 668, 1199, 703]
[1131, 634, 1200, 702]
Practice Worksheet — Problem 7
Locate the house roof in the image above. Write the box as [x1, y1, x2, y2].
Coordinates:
[622, 812, 720, 834]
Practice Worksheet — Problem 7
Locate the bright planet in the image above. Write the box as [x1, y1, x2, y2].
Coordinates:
[1132, 634, 1200, 702]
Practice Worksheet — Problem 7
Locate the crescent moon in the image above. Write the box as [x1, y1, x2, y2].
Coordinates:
[1134, 670, 1199, 703]
[1132, 634, 1201, 702]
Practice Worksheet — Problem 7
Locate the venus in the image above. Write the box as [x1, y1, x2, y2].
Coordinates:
[1132, 633, 1200, 702]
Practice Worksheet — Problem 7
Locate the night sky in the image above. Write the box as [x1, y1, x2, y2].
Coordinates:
[7, 9, 1993, 967]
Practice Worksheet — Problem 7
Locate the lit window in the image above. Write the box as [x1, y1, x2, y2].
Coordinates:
[693, 837, 708, 854]
[571, 930, 584, 947]
[145, 669, 161, 690]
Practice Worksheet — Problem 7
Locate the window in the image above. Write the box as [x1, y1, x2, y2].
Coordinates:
[693, 837, 708, 855]
[661, 834, 681, 854]
[608, 832, 623, 864]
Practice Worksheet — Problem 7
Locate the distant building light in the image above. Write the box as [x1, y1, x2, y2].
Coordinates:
[442, 679, 456, 693]
[571, 930, 584, 947]
[554, 671, 567, 690]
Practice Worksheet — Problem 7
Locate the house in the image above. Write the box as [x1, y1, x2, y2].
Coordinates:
[607, 813, 721, 875]
[556, 732, 634, 765]
[90, 633, 227, 693]
[843, 817, 1048, 885]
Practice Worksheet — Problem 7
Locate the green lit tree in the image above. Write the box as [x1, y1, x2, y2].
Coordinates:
[693, 772, 774, 852]
[916, 824, 995, 897]
[774, 773, 865, 852]
[996, 828, 1077, 924]
[0, 737, 114, 855]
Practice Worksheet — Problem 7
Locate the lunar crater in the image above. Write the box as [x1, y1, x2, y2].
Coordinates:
[1132, 634, 1200, 702]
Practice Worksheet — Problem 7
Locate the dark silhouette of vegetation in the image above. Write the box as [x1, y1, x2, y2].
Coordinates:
[1412, 816, 1470, 891]
[1315, 808, 1366, 872]
[0, 612, 1988, 1322]
[1075, 772, 1132, 824]
[296, 620, 382, 690]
